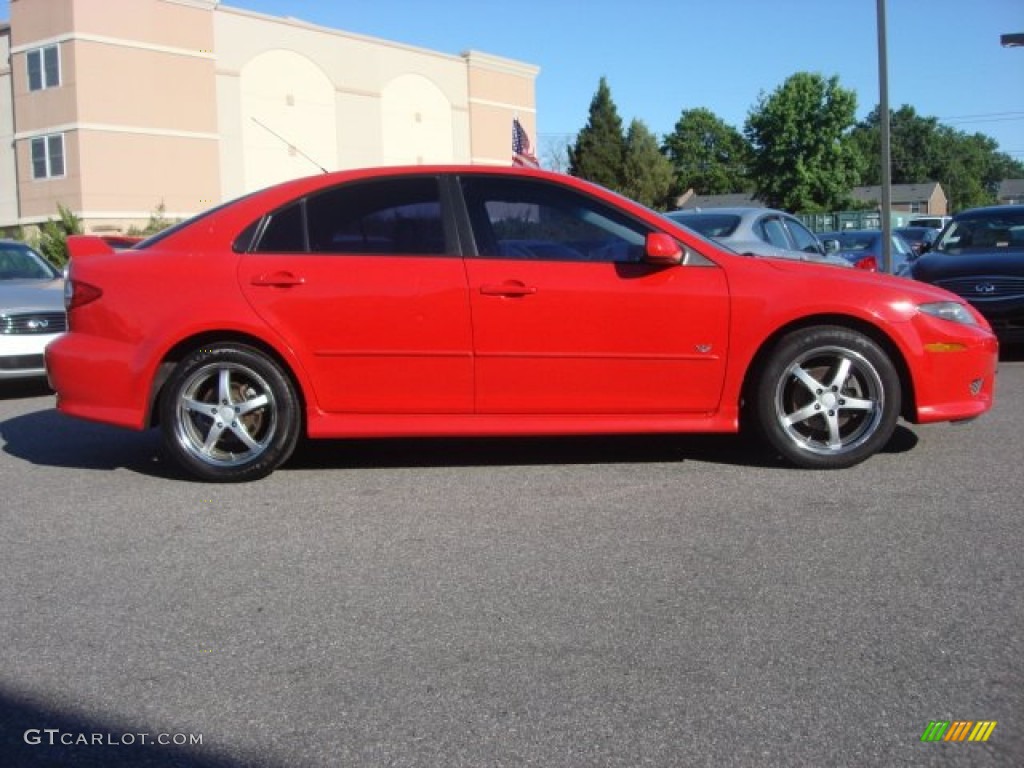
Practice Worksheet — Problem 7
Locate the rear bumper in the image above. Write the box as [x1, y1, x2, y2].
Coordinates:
[45, 333, 150, 429]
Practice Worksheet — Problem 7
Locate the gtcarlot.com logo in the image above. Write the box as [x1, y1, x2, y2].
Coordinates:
[24, 729, 203, 747]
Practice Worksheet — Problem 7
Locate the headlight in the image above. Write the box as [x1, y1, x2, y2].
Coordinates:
[918, 301, 977, 326]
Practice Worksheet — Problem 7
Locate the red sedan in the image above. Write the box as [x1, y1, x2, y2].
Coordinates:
[46, 166, 998, 481]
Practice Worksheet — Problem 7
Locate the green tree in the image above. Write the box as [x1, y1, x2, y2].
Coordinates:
[568, 77, 626, 191]
[851, 105, 1024, 211]
[621, 119, 674, 209]
[662, 107, 750, 197]
[744, 72, 862, 212]
[850, 105, 943, 185]
[33, 203, 83, 268]
[126, 201, 179, 236]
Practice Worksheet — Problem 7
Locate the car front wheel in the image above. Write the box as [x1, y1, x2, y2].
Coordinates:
[159, 344, 300, 482]
[753, 326, 901, 469]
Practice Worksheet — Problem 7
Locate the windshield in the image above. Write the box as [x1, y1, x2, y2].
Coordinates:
[935, 210, 1024, 254]
[0, 242, 60, 280]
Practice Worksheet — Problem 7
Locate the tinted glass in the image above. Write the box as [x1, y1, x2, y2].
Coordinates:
[935, 209, 1024, 253]
[835, 233, 877, 251]
[306, 177, 445, 255]
[758, 217, 792, 249]
[0, 243, 60, 280]
[257, 202, 306, 252]
[665, 213, 740, 238]
[461, 176, 646, 262]
[784, 219, 821, 253]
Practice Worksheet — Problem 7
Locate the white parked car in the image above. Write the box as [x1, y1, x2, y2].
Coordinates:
[0, 240, 66, 380]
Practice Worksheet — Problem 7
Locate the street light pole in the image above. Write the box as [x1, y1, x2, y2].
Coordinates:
[876, 0, 892, 273]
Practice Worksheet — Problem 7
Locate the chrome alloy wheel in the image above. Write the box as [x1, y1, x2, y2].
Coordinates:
[173, 362, 279, 467]
[773, 345, 885, 456]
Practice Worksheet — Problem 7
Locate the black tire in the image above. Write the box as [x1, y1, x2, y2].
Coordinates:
[159, 344, 300, 482]
[753, 326, 901, 469]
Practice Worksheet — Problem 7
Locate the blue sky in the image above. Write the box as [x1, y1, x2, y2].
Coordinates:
[6, 1, 1022, 163]
[219, 0, 1023, 164]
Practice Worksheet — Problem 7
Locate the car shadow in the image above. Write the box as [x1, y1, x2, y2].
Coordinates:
[0, 408, 182, 479]
[0, 379, 54, 400]
[1000, 342, 1024, 362]
[2, 407, 920, 479]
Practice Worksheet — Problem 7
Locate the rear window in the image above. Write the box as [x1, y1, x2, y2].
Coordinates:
[666, 213, 741, 238]
[834, 233, 876, 251]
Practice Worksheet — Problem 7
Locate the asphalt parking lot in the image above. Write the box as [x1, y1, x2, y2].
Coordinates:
[1, 352, 1022, 768]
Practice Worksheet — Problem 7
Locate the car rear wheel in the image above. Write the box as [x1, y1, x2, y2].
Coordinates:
[753, 326, 901, 469]
[160, 344, 300, 482]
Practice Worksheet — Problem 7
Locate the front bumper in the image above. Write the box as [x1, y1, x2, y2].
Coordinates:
[1, 333, 62, 380]
[906, 311, 998, 424]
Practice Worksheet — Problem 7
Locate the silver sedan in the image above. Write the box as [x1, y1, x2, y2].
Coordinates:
[664, 207, 851, 267]
[0, 240, 67, 380]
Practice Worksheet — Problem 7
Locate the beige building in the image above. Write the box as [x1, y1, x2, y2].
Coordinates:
[0, 0, 539, 233]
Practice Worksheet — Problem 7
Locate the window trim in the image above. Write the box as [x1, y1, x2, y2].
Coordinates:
[30, 133, 66, 180]
[26, 44, 61, 91]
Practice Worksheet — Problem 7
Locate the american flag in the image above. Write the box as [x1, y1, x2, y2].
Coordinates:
[512, 117, 539, 168]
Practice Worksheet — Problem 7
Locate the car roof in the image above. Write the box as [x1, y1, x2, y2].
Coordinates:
[669, 207, 783, 216]
[953, 204, 1024, 218]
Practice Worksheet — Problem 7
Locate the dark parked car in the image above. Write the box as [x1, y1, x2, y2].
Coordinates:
[819, 229, 915, 274]
[908, 204, 1024, 343]
[896, 226, 939, 256]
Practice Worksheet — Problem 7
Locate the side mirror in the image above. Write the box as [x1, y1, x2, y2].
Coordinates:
[822, 238, 840, 253]
[644, 232, 683, 265]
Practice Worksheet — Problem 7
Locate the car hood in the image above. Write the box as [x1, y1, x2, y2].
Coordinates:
[0, 278, 66, 312]
[721, 238, 852, 268]
[765, 256, 963, 304]
[912, 250, 1024, 281]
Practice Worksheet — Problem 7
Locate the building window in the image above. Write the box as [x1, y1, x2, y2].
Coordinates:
[31, 135, 66, 179]
[27, 45, 61, 91]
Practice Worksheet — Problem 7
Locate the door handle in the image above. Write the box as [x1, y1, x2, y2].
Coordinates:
[251, 271, 306, 287]
[479, 282, 537, 297]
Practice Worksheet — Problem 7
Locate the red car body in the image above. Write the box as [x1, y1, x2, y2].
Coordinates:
[46, 166, 997, 481]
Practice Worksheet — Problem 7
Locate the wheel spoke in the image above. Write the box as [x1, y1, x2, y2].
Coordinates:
[828, 357, 853, 391]
[201, 420, 228, 455]
[791, 365, 823, 394]
[824, 410, 844, 449]
[841, 395, 875, 412]
[217, 368, 233, 405]
[183, 397, 211, 414]
[235, 393, 270, 416]
[783, 402, 821, 428]
[228, 419, 262, 451]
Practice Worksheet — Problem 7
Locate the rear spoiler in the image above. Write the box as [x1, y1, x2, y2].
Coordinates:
[66, 235, 141, 259]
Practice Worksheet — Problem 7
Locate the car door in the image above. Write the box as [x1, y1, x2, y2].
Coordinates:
[237, 175, 473, 414]
[457, 174, 730, 415]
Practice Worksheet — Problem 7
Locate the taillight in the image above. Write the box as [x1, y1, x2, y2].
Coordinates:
[855, 255, 878, 271]
[65, 279, 103, 310]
